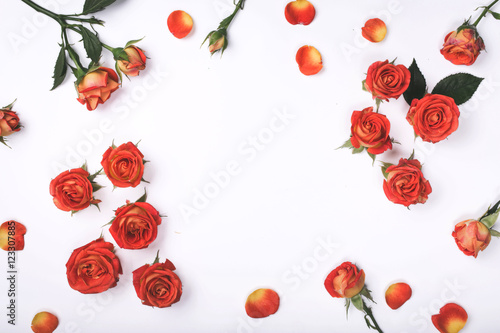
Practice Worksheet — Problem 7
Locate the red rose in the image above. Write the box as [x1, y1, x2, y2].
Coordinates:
[66, 238, 122, 294]
[117, 46, 146, 77]
[133, 258, 182, 308]
[383, 158, 432, 207]
[0, 221, 27, 251]
[49, 168, 101, 212]
[407, 94, 460, 143]
[109, 201, 162, 250]
[364, 60, 411, 101]
[324, 261, 365, 299]
[440, 28, 485, 66]
[452, 219, 491, 258]
[0, 110, 21, 137]
[350, 107, 392, 154]
[101, 142, 145, 188]
[77, 67, 120, 111]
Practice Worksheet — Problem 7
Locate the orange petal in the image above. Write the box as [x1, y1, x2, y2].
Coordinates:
[167, 10, 193, 39]
[0, 221, 27, 251]
[31, 311, 59, 333]
[362, 18, 387, 43]
[245, 288, 280, 319]
[432, 303, 468, 333]
[385, 282, 412, 310]
[285, 0, 315, 25]
[296, 45, 323, 76]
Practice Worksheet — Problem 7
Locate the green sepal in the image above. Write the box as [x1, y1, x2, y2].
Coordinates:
[359, 287, 375, 304]
[432, 73, 484, 106]
[345, 298, 351, 318]
[136, 189, 148, 203]
[142, 159, 150, 164]
[2, 99, 17, 110]
[408, 150, 415, 161]
[361, 79, 368, 92]
[141, 178, 150, 184]
[375, 98, 382, 112]
[381, 162, 392, 179]
[389, 57, 397, 65]
[91, 201, 101, 212]
[490, 229, 500, 237]
[111, 47, 128, 61]
[337, 138, 354, 150]
[102, 216, 115, 227]
[152, 250, 160, 264]
[368, 152, 376, 166]
[70, 210, 79, 216]
[88, 168, 102, 183]
[51, 44, 68, 90]
[81, 161, 88, 172]
[403, 58, 427, 106]
[352, 147, 364, 154]
[111, 139, 117, 149]
[0, 137, 11, 149]
[479, 200, 500, 228]
[351, 294, 364, 312]
[82, 0, 116, 15]
[125, 37, 144, 48]
[115, 62, 124, 83]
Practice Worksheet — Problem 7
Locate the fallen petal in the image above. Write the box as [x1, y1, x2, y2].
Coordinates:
[245, 288, 280, 319]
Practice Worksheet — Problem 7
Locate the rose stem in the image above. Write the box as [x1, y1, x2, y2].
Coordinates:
[472, 0, 499, 26]
[363, 301, 384, 333]
[218, 0, 246, 29]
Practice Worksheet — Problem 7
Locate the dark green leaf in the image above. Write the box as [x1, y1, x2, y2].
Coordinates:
[136, 189, 148, 203]
[80, 26, 102, 63]
[489, 10, 500, 19]
[51, 46, 68, 90]
[82, 0, 116, 15]
[403, 59, 427, 105]
[432, 73, 484, 105]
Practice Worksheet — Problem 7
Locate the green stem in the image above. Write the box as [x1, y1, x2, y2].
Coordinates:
[20, 0, 62, 24]
[218, 0, 245, 29]
[63, 29, 84, 72]
[479, 198, 500, 220]
[101, 43, 115, 52]
[363, 302, 383, 333]
[472, 0, 499, 26]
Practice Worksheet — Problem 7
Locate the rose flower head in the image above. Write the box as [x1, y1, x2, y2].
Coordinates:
[66, 238, 122, 294]
[204, 29, 228, 55]
[133, 253, 182, 308]
[0, 100, 21, 147]
[349, 106, 393, 155]
[116, 45, 146, 77]
[109, 191, 162, 250]
[76, 67, 120, 111]
[364, 60, 411, 101]
[452, 219, 491, 258]
[441, 26, 485, 66]
[101, 141, 146, 188]
[324, 261, 365, 299]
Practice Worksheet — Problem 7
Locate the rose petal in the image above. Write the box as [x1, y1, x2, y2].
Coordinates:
[285, 0, 316, 25]
[245, 288, 280, 319]
[167, 10, 193, 39]
[432, 303, 468, 333]
[296, 45, 323, 76]
[362, 18, 387, 43]
[31, 311, 59, 333]
[385, 282, 412, 310]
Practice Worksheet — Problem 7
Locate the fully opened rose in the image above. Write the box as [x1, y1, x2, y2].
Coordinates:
[350, 107, 393, 155]
[441, 28, 484, 66]
[364, 60, 411, 101]
[76, 67, 120, 111]
[133, 254, 182, 308]
[66, 238, 122, 294]
[101, 141, 146, 188]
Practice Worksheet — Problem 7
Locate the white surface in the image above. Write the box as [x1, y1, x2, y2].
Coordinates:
[1, 0, 500, 332]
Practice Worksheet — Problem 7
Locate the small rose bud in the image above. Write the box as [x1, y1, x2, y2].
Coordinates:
[207, 29, 227, 55]
[452, 219, 491, 258]
[441, 27, 485, 66]
[117, 45, 146, 77]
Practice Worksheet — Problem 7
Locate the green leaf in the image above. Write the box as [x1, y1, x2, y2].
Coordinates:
[125, 37, 144, 48]
[351, 294, 364, 312]
[381, 162, 392, 179]
[490, 229, 500, 237]
[82, 0, 116, 15]
[136, 189, 148, 203]
[432, 73, 484, 105]
[489, 10, 500, 19]
[51, 45, 68, 90]
[337, 138, 354, 150]
[80, 26, 102, 63]
[352, 147, 364, 154]
[403, 58, 427, 106]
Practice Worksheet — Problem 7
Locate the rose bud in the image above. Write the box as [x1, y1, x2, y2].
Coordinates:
[432, 303, 468, 333]
[284, 0, 316, 26]
[324, 261, 365, 299]
[133, 257, 182, 308]
[117, 45, 146, 77]
[407, 94, 460, 143]
[0, 110, 21, 139]
[76, 67, 120, 111]
[109, 200, 162, 250]
[364, 60, 411, 101]
[49, 168, 101, 213]
[362, 18, 387, 43]
[245, 288, 280, 319]
[452, 219, 491, 258]
[441, 27, 485, 66]
[101, 141, 146, 188]
[296, 45, 323, 76]
[0, 221, 27, 251]
[66, 238, 122, 294]
[385, 282, 412, 310]
[167, 10, 193, 39]
[383, 158, 432, 207]
[205, 29, 227, 55]
[31, 311, 59, 333]
[350, 107, 392, 155]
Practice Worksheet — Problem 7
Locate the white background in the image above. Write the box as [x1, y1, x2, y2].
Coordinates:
[1, 0, 500, 332]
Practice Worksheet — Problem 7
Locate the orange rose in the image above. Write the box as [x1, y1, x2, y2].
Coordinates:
[324, 261, 365, 298]
[109, 201, 162, 250]
[383, 158, 432, 207]
[407, 94, 460, 143]
[364, 60, 411, 101]
[441, 28, 485, 66]
[49, 168, 101, 212]
[0, 221, 27, 251]
[76, 67, 120, 111]
[452, 219, 491, 258]
[101, 142, 145, 188]
[350, 107, 392, 154]
[133, 258, 182, 308]
[0, 110, 20, 138]
[66, 238, 122, 294]
[117, 46, 146, 77]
